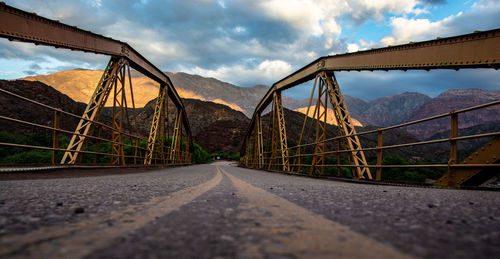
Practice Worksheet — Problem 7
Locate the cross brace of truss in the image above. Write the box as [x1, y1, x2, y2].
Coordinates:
[61, 57, 124, 164]
[322, 71, 372, 179]
[144, 85, 166, 165]
[170, 110, 182, 163]
[269, 91, 290, 171]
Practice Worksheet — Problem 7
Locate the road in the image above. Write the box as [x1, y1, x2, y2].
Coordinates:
[0, 162, 499, 258]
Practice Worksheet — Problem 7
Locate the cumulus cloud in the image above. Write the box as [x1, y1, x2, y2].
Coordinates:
[380, 0, 500, 46]
[180, 59, 293, 86]
[1, 0, 499, 100]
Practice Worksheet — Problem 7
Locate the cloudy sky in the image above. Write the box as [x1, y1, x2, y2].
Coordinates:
[0, 0, 499, 100]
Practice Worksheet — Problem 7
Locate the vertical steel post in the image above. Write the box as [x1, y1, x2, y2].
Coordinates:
[272, 91, 289, 171]
[52, 109, 61, 165]
[125, 65, 140, 165]
[256, 113, 264, 168]
[268, 97, 277, 170]
[111, 62, 126, 166]
[158, 95, 166, 164]
[376, 129, 384, 181]
[310, 76, 327, 175]
[448, 111, 459, 183]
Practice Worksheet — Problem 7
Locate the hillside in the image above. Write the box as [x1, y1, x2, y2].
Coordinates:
[407, 89, 500, 139]
[0, 80, 87, 134]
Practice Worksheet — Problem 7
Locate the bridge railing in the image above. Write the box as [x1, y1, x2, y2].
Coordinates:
[246, 100, 500, 187]
[0, 86, 191, 167]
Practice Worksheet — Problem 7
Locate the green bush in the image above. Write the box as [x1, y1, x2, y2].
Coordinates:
[1, 149, 52, 164]
[381, 156, 427, 183]
[192, 143, 211, 164]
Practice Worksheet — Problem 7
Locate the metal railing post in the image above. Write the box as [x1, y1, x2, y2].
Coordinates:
[376, 129, 384, 181]
[52, 109, 61, 165]
[448, 111, 459, 183]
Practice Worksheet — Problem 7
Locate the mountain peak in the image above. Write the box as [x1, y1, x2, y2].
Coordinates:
[437, 88, 499, 98]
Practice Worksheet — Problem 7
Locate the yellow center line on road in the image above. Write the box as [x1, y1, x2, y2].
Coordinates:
[0, 168, 222, 258]
[219, 167, 415, 259]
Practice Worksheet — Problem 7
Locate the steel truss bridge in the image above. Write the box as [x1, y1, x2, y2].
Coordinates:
[0, 3, 192, 166]
[240, 28, 500, 188]
[0, 3, 499, 188]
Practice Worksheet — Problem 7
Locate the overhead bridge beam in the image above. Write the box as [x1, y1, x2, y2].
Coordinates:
[0, 3, 191, 140]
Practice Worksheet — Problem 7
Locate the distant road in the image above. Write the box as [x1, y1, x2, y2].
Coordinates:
[1, 162, 499, 258]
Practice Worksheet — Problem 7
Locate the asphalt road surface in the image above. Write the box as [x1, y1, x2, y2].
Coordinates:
[0, 162, 499, 258]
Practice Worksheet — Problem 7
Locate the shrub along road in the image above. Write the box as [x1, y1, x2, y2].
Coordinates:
[0, 162, 498, 258]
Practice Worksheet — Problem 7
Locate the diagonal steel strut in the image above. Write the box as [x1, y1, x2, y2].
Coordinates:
[61, 57, 125, 164]
[322, 71, 372, 179]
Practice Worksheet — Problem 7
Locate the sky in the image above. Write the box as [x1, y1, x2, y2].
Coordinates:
[0, 0, 499, 101]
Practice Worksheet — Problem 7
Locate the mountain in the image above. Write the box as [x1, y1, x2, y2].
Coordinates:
[0, 80, 86, 133]
[23, 69, 159, 108]
[407, 89, 500, 139]
[293, 105, 363, 127]
[136, 97, 249, 137]
[284, 92, 430, 127]
[23, 69, 270, 117]
[358, 92, 431, 126]
[165, 72, 269, 116]
[194, 120, 249, 154]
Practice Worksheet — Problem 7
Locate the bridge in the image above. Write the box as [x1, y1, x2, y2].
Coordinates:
[241, 28, 500, 188]
[0, 3, 499, 259]
[0, 3, 192, 166]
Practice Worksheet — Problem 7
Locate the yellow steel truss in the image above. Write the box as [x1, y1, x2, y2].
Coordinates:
[144, 85, 166, 165]
[61, 57, 124, 164]
[170, 110, 182, 163]
[110, 61, 127, 166]
[310, 76, 328, 175]
[256, 113, 264, 168]
[322, 71, 372, 179]
[269, 91, 289, 171]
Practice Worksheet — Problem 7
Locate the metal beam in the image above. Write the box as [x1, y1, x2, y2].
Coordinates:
[0, 3, 191, 142]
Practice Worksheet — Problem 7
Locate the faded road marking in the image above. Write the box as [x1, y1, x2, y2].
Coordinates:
[0, 168, 222, 258]
[220, 167, 414, 259]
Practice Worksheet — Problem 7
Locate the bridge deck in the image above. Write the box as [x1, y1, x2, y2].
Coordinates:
[1, 163, 498, 258]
